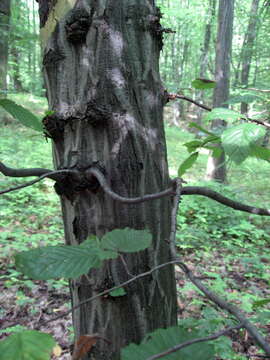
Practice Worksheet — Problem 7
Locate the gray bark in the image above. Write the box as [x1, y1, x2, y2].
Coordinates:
[206, 0, 234, 183]
[0, 0, 10, 95]
[196, 0, 216, 129]
[240, 0, 260, 114]
[37, 1, 177, 359]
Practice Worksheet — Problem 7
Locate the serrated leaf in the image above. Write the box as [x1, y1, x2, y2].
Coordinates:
[0, 99, 43, 132]
[121, 326, 215, 360]
[109, 288, 126, 297]
[191, 78, 216, 90]
[0, 330, 56, 360]
[204, 108, 242, 123]
[15, 244, 102, 280]
[178, 152, 199, 176]
[101, 228, 152, 253]
[221, 124, 266, 164]
[188, 122, 216, 136]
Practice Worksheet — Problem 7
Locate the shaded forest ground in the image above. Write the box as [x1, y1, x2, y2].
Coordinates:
[0, 94, 270, 359]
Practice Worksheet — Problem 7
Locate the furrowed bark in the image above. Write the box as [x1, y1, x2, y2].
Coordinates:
[37, 1, 177, 359]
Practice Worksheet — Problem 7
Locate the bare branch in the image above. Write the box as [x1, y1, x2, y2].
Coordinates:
[87, 169, 270, 216]
[147, 324, 244, 360]
[0, 162, 56, 179]
[168, 93, 270, 129]
[0, 169, 75, 195]
[182, 186, 270, 216]
[87, 167, 175, 203]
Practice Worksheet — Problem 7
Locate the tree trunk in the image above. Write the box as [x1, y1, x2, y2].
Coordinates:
[240, 0, 260, 114]
[0, 0, 11, 124]
[196, 0, 216, 129]
[37, 1, 177, 359]
[206, 0, 234, 183]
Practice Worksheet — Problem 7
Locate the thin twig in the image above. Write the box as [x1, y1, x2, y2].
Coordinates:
[168, 93, 270, 129]
[0, 162, 65, 180]
[147, 324, 244, 360]
[38, 258, 270, 356]
[0, 170, 74, 195]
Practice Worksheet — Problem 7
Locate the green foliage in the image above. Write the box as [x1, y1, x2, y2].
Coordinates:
[121, 326, 215, 360]
[109, 288, 126, 297]
[15, 244, 102, 280]
[204, 108, 243, 123]
[221, 124, 266, 164]
[191, 78, 216, 90]
[0, 331, 56, 360]
[15, 229, 152, 280]
[0, 99, 43, 132]
[178, 152, 199, 176]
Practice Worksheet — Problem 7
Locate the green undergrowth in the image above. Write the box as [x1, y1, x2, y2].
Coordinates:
[0, 95, 270, 359]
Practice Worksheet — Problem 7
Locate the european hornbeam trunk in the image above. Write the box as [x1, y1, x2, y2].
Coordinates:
[37, 1, 177, 359]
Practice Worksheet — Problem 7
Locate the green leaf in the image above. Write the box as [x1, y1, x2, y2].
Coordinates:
[101, 228, 152, 253]
[121, 326, 215, 360]
[250, 145, 270, 161]
[0, 99, 43, 132]
[188, 122, 216, 136]
[15, 244, 102, 280]
[0, 330, 56, 360]
[191, 78, 216, 90]
[252, 298, 270, 309]
[221, 124, 266, 164]
[184, 140, 203, 153]
[178, 152, 199, 176]
[204, 108, 242, 123]
[109, 288, 126, 297]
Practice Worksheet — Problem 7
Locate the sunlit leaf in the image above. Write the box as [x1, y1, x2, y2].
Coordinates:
[191, 78, 216, 90]
[109, 288, 126, 297]
[252, 298, 270, 310]
[221, 124, 266, 164]
[178, 152, 199, 176]
[0, 99, 43, 132]
[0, 330, 55, 360]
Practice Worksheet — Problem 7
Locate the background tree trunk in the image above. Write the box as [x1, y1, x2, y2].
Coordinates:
[206, 0, 235, 183]
[37, 1, 177, 359]
[240, 0, 260, 114]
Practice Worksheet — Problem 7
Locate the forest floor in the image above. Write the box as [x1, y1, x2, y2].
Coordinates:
[0, 94, 270, 360]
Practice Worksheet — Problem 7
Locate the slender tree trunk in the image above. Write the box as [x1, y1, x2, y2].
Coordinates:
[0, 0, 11, 96]
[0, 0, 11, 124]
[206, 0, 234, 183]
[37, 1, 177, 359]
[240, 0, 260, 114]
[196, 0, 216, 129]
